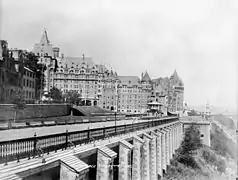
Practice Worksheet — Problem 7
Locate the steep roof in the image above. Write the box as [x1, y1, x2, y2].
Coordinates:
[141, 71, 151, 82]
[118, 76, 140, 85]
[171, 70, 184, 86]
[63, 56, 94, 67]
[40, 30, 50, 45]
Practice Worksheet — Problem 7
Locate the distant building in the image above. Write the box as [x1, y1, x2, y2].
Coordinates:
[168, 70, 184, 113]
[22, 67, 36, 104]
[141, 71, 153, 112]
[31, 30, 185, 114]
[32, 30, 58, 96]
[151, 77, 169, 115]
[0, 40, 23, 103]
[33, 30, 118, 107]
[117, 72, 152, 114]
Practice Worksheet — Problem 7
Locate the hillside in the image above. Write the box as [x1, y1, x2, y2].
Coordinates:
[163, 122, 236, 180]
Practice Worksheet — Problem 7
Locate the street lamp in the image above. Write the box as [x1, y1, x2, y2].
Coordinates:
[114, 111, 117, 135]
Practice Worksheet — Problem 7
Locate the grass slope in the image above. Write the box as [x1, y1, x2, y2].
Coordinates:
[163, 122, 233, 180]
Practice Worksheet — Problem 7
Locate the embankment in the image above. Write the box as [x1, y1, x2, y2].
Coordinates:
[163, 121, 236, 180]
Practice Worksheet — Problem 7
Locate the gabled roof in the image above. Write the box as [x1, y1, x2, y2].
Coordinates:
[141, 71, 151, 82]
[40, 30, 50, 45]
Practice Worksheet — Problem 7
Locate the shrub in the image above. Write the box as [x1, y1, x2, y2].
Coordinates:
[176, 154, 199, 169]
[180, 123, 202, 155]
[202, 148, 226, 174]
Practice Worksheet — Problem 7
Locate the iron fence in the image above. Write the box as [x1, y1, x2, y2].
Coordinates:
[0, 116, 178, 165]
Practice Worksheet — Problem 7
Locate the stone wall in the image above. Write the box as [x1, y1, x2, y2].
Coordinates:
[0, 104, 70, 120]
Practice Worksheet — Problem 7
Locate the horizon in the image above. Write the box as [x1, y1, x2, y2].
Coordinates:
[1, 0, 237, 110]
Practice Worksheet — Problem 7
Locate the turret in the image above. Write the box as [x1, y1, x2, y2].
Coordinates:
[53, 47, 60, 58]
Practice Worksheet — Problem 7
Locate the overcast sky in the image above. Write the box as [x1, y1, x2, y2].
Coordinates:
[1, 0, 237, 111]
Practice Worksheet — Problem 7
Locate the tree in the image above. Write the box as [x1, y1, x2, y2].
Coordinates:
[180, 123, 202, 155]
[49, 86, 63, 102]
[12, 91, 26, 123]
[64, 90, 81, 105]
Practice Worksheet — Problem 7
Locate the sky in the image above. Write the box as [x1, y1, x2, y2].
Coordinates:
[0, 0, 237, 111]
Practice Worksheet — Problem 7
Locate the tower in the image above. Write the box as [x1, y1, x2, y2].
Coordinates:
[205, 101, 211, 117]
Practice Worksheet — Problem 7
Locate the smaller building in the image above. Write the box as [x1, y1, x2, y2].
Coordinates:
[147, 101, 163, 117]
[23, 67, 36, 104]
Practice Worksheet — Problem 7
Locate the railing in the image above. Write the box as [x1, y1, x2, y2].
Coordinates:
[0, 116, 178, 165]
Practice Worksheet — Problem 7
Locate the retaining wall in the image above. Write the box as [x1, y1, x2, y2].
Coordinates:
[0, 104, 71, 120]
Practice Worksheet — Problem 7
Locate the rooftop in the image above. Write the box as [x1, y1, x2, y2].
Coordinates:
[118, 76, 140, 85]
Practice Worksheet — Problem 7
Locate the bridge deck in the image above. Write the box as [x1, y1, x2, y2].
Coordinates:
[0, 119, 152, 141]
[0, 121, 177, 180]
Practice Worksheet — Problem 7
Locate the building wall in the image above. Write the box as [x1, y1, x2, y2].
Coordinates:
[23, 67, 36, 103]
[118, 85, 142, 113]
[0, 41, 23, 104]
[31, 30, 185, 114]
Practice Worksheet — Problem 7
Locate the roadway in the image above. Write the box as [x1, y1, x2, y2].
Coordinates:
[0, 118, 154, 142]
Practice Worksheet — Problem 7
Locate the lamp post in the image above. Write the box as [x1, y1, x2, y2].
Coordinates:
[114, 111, 117, 135]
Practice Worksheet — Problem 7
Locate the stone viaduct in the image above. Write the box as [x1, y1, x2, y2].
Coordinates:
[0, 117, 184, 180]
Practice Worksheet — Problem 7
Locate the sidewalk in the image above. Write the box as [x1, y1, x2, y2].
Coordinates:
[0, 119, 151, 141]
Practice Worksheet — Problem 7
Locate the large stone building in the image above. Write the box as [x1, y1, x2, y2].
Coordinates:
[151, 70, 184, 113]
[117, 72, 152, 114]
[33, 30, 118, 107]
[32, 30, 184, 114]
[168, 70, 184, 112]
[32, 30, 58, 96]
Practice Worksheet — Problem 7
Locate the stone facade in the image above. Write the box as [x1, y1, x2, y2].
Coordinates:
[2, 120, 185, 180]
[96, 150, 114, 180]
[60, 163, 79, 180]
[31, 30, 184, 113]
[132, 136, 144, 180]
[118, 141, 133, 180]
[0, 104, 70, 120]
[23, 67, 36, 103]
[0, 41, 24, 103]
